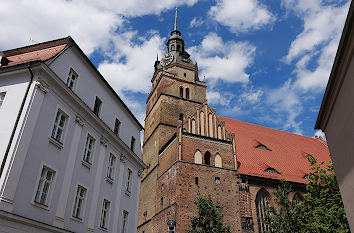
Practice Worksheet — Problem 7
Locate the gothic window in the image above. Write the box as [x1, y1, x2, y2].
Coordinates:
[218, 125, 222, 139]
[204, 151, 211, 165]
[256, 188, 271, 233]
[200, 111, 205, 136]
[185, 88, 190, 99]
[293, 193, 304, 205]
[208, 113, 213, 137]
[264, 168, 280, 174]
[215, 153, 222, 168]
[191, 119, 196, 134]
[179, 87, 184, 98]
[255, 144, 271, 151]
[194, 150, 202, 164]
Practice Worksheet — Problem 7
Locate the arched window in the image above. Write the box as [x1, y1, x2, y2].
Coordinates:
[265, 168, 280, 174]
[204, 151, 211, 165]
[194, 150, 202, 164]
[208, 113, 213, 137]
[179, 113, 184, 123]
[293, 193, 304, 205]
[255, 144, 271, 151]
[256, 188, 271, 233]
[179, 87, 184, 98]
[186, 88, 190, 99]
[191, 119, 196, 134]
[215, 153, 222, 168]
[200, 111, 205, 136]
[217, 126, 222, 139]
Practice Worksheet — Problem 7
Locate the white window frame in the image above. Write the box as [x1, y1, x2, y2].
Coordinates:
[125, 168, 133, 195]
[82, 134, 95, 166]
[99, 199, 111, 230]
[0, 92, 6, 109]
[72, 184, 87, 221]
[32, 164, 56, 209]
[121, 210, 129, 233]
[106, 153, 116, 182]
[66, 68, 78, 90]
[50, 109, 68, 143]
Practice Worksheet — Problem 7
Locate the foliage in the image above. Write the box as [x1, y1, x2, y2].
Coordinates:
[264, 157, 350, 233]
[187, 195, 231, 233]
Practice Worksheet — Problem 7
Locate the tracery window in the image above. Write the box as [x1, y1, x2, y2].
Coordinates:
[255, 188, 271, 233]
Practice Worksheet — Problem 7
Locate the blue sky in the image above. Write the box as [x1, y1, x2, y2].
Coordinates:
[0, 0, 351, 137]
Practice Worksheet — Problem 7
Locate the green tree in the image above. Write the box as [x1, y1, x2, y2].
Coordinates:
[265, 157, 350, 233]
[187, 195, 231, 233]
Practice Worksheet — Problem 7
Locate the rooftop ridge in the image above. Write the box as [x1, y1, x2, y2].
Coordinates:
[3, 36, 71, 57]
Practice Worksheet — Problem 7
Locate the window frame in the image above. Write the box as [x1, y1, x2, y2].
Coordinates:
[50, 108, 69, 145]
[82, 133, 95, 166]
[106, 153, 116, 182]
[125, 168, 133, 195]
[66, 68, 78, 90]
[93, 96, 102, 116]
[121, 210, 129, 233]
[32, 165, 56, 209]
[99, 198, 111, 230]
[72, 184, 87, 221]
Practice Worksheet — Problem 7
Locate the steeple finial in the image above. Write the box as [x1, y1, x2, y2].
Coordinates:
[174, 7, 178, 31]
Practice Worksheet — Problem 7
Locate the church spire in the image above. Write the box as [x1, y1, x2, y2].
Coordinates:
[174, 7, 178, 31]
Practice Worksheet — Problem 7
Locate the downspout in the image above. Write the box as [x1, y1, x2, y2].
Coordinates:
[0, 63, 34, 176]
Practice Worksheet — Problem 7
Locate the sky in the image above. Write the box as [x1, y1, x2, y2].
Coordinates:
[0, 0, 351, 138]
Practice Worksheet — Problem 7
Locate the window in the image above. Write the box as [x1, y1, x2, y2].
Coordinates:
[185, 88, 190, 99]
[121, 210, 129, 233]
[83, 134, 95, 165]
[179, 87, 183, 98]
[66, 69, 77, 90]
[264, 168, 280, 174]
[194, 150, 202, 164]
[34, 166, 55, 206]
[51, 110, 67, 142]
[256, 189, 271, 233]
[0, 92, 5, 108]
[107, 154, 116, 180]
[126, 168, 133, 194]
[114, 118, 120, 135]
[100, 199, 110, 229]
[204, 151, 211, 165]
[131, 136, 136, 151]
[215, 177, 220, 184]
[72, 185, 87, 220]
[93, 96, 102, 116]
[255, 144, 271, 151]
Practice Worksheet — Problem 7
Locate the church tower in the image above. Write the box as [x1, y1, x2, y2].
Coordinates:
[138, 9, 241, 233]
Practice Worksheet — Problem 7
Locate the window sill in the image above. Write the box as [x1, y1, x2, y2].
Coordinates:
[106, 177, 114, 184]
[32, 201, 50, 211]
[70, 216, 83, 223]
[49, 136, 63, 149]
[125, 190, 131, 197]
[81, 160, 92, 169]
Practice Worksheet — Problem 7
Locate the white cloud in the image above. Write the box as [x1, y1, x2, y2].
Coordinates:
[207, 90, 233, 106]
[208, 0, 275, 33]
[98, 31, 165, 93]
[189, 33, 256, 84]
[189, 17, 204, 28]
[239, 88, 263, 104]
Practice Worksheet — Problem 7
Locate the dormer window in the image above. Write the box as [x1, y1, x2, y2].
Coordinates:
[66, 69, 78, 90]
[265, 168, 280, 174]
[255, 144, 270, 151]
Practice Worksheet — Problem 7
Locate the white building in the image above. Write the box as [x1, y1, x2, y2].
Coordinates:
[0, 37, 146, 233]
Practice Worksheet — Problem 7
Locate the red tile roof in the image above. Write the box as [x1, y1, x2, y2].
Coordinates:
[0, 37, 69, 68]
[218, 116, 331, 184]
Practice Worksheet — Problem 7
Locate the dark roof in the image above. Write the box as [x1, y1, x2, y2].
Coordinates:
[219, 116, 331, 184]
[0, 37, 143, 130]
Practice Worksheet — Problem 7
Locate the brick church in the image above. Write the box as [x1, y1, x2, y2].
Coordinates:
[138, 10, 330, 233]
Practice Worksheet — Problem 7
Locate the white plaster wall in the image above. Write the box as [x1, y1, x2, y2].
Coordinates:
[48, 48, 142, 158]
[0, 71, 30, 163]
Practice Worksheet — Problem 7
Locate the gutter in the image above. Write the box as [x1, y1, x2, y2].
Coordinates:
[0, 63, 34, 177]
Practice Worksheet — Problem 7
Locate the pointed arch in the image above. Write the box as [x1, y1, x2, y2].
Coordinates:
[204, 151, 211, 165]
[191, 119, 196, 134]
[256, 188, 271, 233]
[218, 125, 222, 139]
[200, 111, 205, 136]
[208, 113, 213, 138]
[215, 153, 222, 168]
[194, 150, 202, 164]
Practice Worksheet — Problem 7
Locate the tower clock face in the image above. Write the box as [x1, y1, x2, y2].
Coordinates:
[160, 53, 174, 66]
